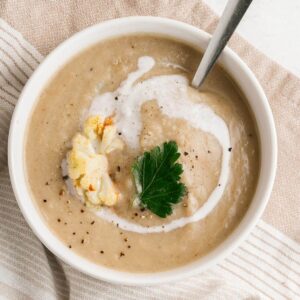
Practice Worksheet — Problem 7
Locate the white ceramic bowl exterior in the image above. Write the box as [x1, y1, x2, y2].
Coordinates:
[8, 17, 277, 285]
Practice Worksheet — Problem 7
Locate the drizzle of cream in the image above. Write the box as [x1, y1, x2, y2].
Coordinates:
[82, 56, 231, 233]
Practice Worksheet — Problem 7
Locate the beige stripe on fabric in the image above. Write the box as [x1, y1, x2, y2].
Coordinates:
[0, 1, 299, 299]
[0, 34, 35, 72]
[0, 282, 32, 300]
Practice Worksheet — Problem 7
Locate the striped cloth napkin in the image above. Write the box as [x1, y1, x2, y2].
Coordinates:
[0, 1, 299, 299]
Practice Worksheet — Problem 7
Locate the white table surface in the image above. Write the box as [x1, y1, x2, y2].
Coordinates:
[204, 0, 300, 77]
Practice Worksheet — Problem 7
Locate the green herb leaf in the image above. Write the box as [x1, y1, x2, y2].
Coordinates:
[132, 141, 187, 218]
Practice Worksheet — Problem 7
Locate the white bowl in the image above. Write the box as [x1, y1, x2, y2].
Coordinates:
[8, 16, 277, 285]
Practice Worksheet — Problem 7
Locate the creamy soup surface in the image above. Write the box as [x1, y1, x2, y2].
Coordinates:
[25, 35, 259, 272]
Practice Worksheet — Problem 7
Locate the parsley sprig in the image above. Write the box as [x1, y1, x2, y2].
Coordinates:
[132, 141, 187, 218]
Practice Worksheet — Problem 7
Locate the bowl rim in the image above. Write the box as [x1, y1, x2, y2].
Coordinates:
[8, 16, 277, 286]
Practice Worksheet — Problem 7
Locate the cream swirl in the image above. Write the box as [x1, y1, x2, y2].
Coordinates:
[80, 56, 231, 233]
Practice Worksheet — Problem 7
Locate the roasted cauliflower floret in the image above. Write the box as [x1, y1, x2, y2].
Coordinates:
[66, 115, 123, 207]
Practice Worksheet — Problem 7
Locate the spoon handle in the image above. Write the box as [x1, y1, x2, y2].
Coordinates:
[192, 0, 253, 88]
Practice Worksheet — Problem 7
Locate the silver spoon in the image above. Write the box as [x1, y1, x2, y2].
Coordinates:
[192, 0, 253, 88]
